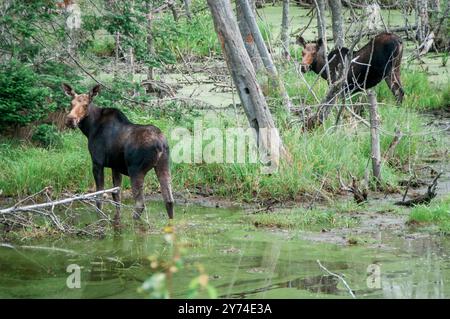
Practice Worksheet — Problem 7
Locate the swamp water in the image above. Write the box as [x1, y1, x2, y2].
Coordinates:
[0, 200, 449, 299]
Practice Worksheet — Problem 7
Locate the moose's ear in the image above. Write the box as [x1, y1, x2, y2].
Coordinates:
[89, 84, 101, 100]
[62, 83, 75, 97]
[316, 38, 324, 48]
[296, 36, 307, 47]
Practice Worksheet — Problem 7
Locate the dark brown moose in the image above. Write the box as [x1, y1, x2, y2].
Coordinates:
[62, 83, 174, 223]
[297, 32, 404, 104]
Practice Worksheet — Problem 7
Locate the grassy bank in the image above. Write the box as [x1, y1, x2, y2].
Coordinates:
[409, 196, 450, 234]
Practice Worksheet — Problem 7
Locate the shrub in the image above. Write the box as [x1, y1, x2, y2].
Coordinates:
[31, 124, 62, 149]
[0, 60, 55, 131]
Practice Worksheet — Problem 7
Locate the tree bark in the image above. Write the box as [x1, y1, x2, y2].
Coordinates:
[315, 0, 326, 40]
[236, 0, 263, 72]
[328, 0, 344, 48]
[168, 0, 178, 21]
[183, 0, 192, 21]
[314, 0, 331, 82]
[146, 2, 155, 81]
[416, 0, 429, 43]
[281, 0, 290, 59]
[368, 90, 381, 187]
[207, 0, 290, 170]
[238, 0, 292, 112]
[114, 31, 120, 79]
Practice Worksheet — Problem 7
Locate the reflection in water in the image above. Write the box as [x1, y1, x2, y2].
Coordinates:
[381, 236, 447, 299]
[0, 203, 449, 299]
[222, 275, 339, 298]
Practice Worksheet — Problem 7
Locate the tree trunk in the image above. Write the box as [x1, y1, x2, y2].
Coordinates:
[416, 0, 429, 43]
[236, 0, 263, 72]
[146, 2, 155, 81]
[183, 0, 192, 21]
[238, 0, 292, 112]
[168, 0, 178, 21]
[314, 0, 331, 82]
[328, 0, 344, 48]
[207, 0, 290, 171]
[368, 90, 381, 187]
[281, 0, 290, 59]
[114, 31, 120, 79]
[315, 0, 326, 40]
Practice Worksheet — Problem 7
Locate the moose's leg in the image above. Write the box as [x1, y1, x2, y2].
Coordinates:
[130, 173, 145, 220]
[385, 74, 404, 105]
[386, 49, 404, 104]
[155, 156, 174, 219]
[112, 169, 122, 225]
[92, 163, 104, 211]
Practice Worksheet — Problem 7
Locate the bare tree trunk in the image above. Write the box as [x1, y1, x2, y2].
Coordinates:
[416, 0, 429, 43]
[146, 2, 155, 81]
[129, 47, 134, 80]
[314, 0, 331, 82]
[168, 0, 178, 21]
[236, 0, 263, 72]
[114, 31, 120, 79]
[207, 0, 290, 170]
[183, 0, 192, 21]
[315, 0, 326, 40]
[238, 0, 292, 112]
[281, 0, 290, 59]
[368, 90, 381, 187]
[328, 0, 344, 48]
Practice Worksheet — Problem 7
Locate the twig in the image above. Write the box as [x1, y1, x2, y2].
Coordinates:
[317, 260, 356, 299]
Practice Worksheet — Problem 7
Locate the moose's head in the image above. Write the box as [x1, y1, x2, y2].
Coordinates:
[296, 36, 325, 73]
[62, 83, 101, 129]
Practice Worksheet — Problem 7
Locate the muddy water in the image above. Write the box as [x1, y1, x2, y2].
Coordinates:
[0, 199, 449, 299]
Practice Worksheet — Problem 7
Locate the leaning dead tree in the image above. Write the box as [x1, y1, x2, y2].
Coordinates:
[0, 187, 120, 235]
[237, 0, 293, 112]
[281, 0, 290, 59]
[207, 0, 291, 171]
[236, 0, 263, 72]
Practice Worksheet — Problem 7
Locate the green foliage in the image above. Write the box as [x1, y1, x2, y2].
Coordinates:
[86, 36, 115, 58]
[409, 196, 450, 234]
[0, 60, 55, 130]
[31, 124, 62, 149]
[153, 13, 220, 59]
[0, 0, 64, 61]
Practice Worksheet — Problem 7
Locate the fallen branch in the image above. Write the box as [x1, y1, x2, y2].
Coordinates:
[0, 187, 120, 215]
[395, 172, 442, 207]
[338, 170, 368, 204]
[317, 260, 356, 299]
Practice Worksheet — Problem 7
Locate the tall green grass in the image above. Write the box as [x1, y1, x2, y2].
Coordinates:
[409, 196, 450, 234]
[0, 103, 442, 202]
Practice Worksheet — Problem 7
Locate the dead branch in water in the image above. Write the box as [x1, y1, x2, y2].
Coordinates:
[0, 187, 120, 215]
[338, 170, 368, 204]
[0, 187, 120, 235]
[317, 260, 356, 299]
[395, 172, 442, 207]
